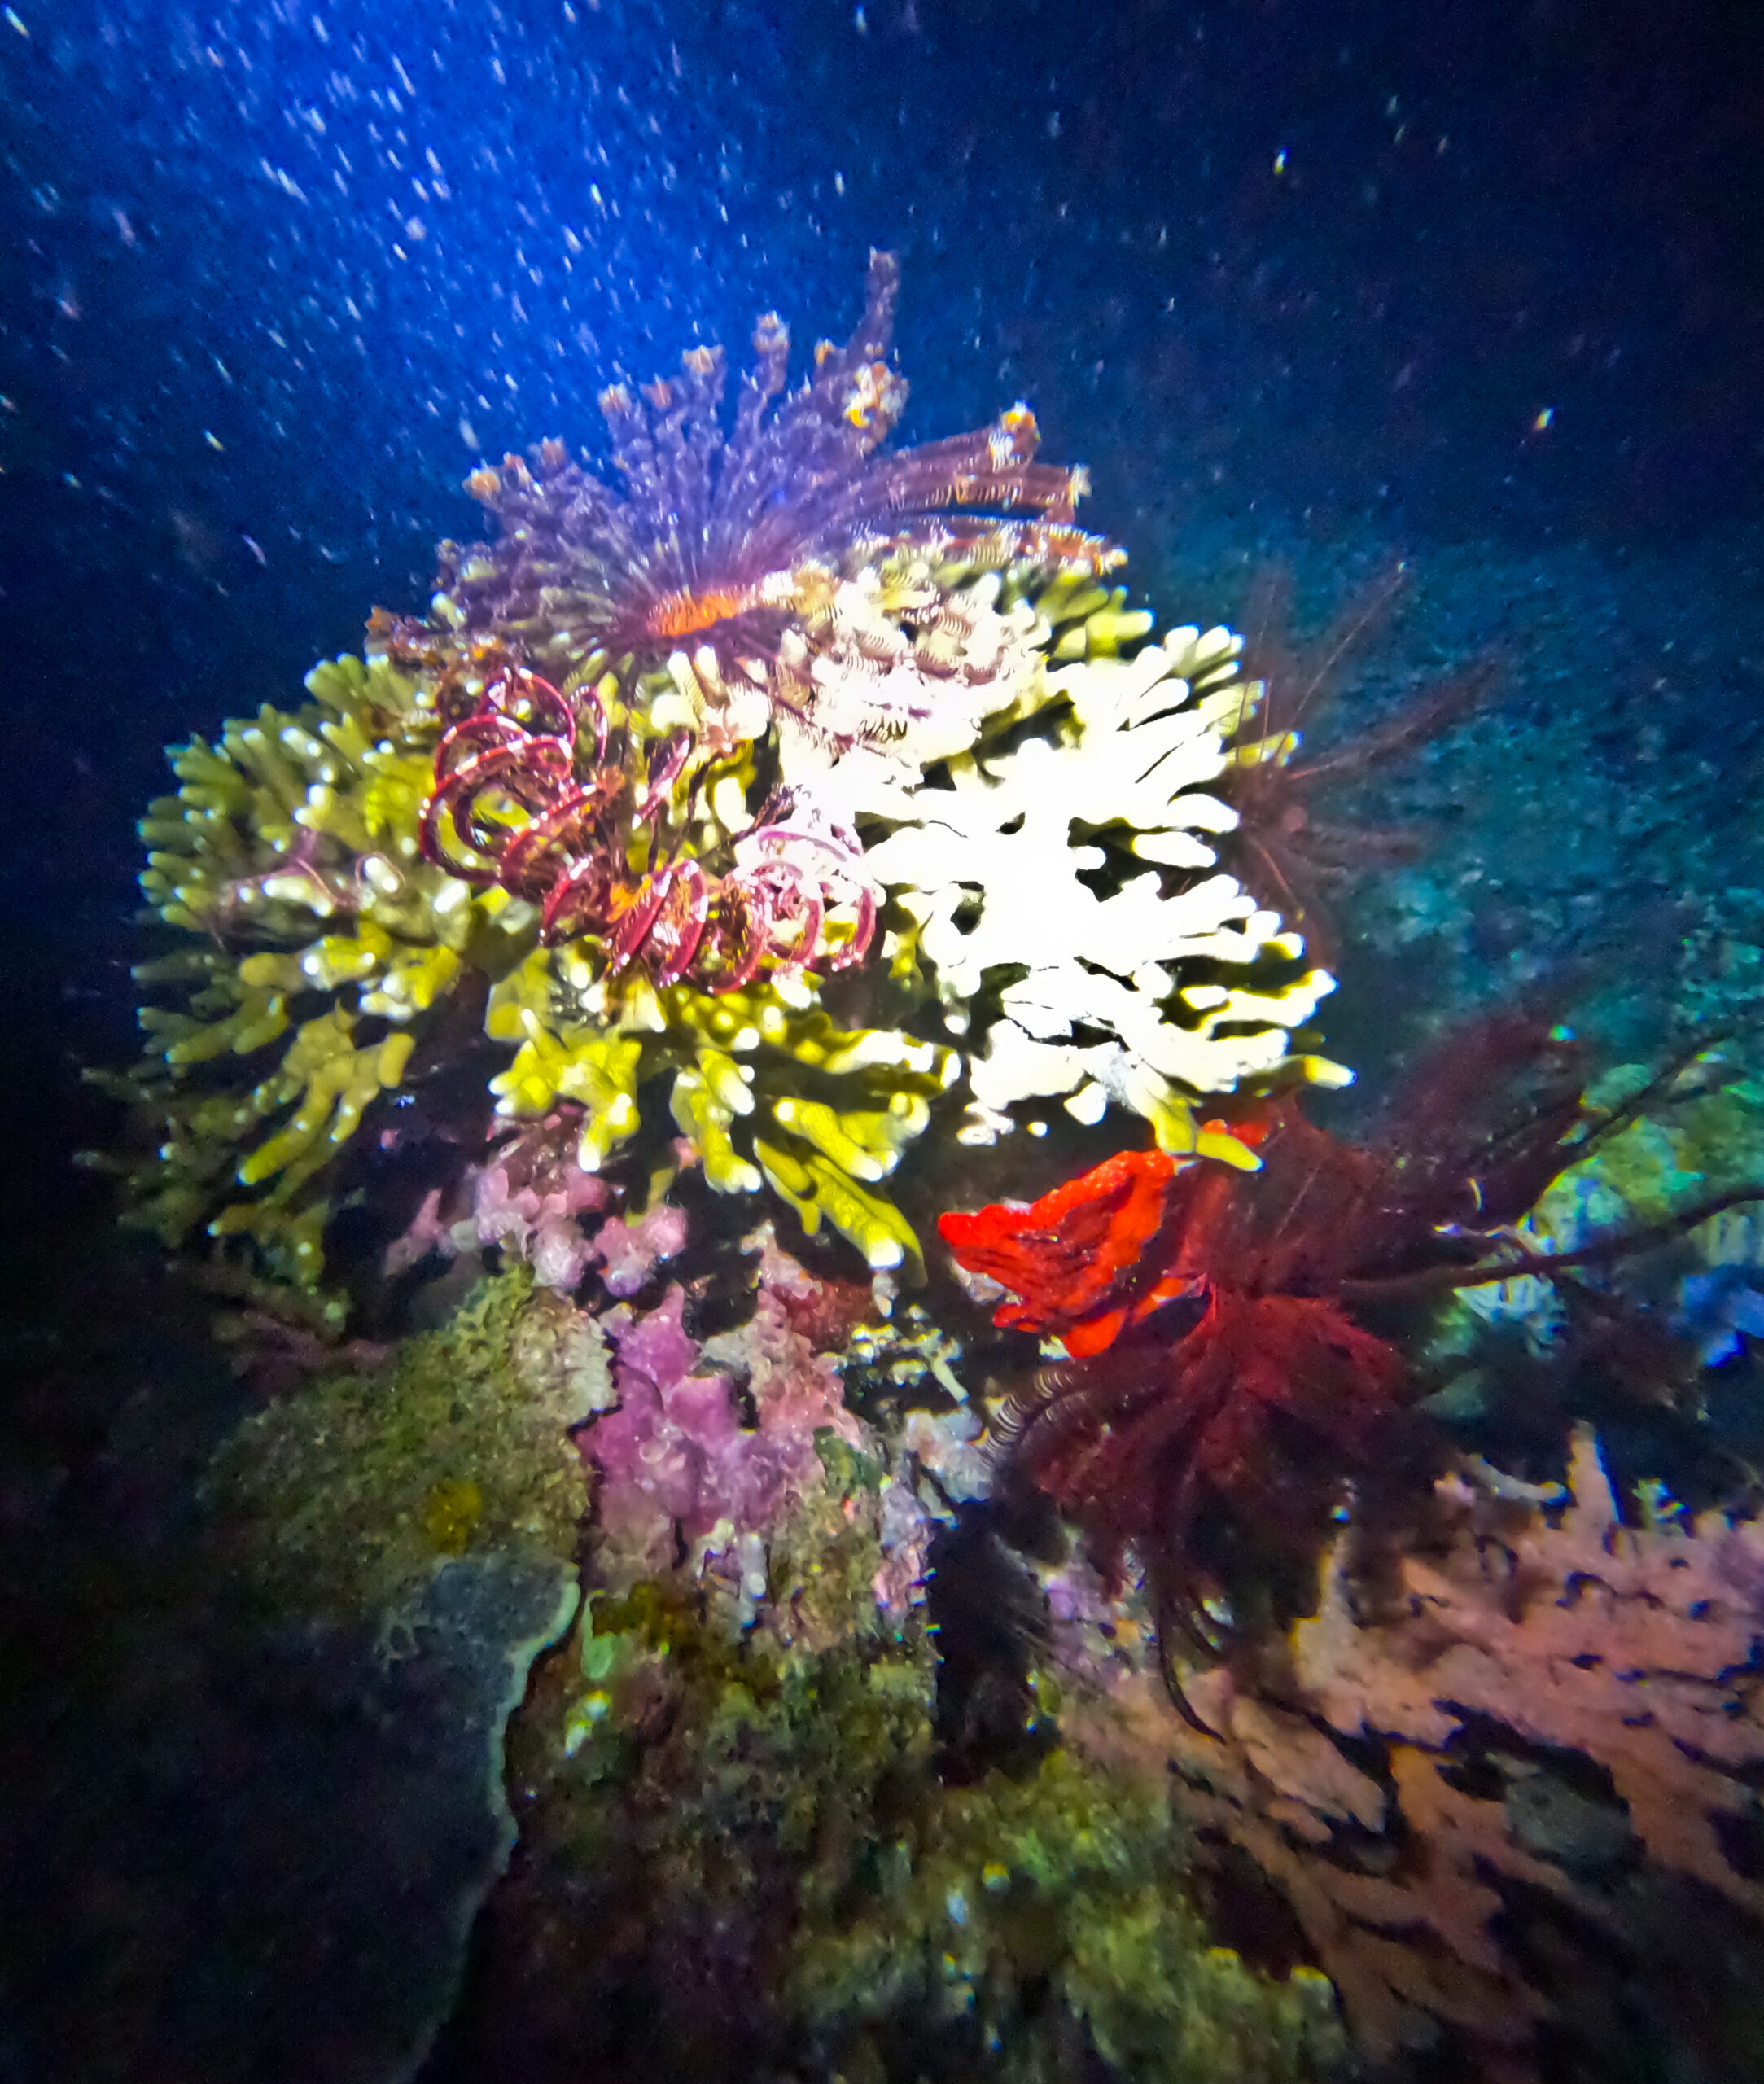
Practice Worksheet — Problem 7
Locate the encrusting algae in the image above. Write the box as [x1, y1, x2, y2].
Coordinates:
[207, 1264, 608, 1619]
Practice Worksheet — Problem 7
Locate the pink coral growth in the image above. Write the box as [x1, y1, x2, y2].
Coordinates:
[382, 1186, 462, 1280]
[379, 1114, 695, 1299]
[1053, 1430, 1764, 2074]
[473, 1143, 611, 1293]
[582, 1278, 866, 1590]
[591, 1201, 690, 1298]
[454, 1113, 687, 1296]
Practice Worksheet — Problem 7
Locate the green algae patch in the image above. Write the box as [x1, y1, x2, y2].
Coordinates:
[185, 1266, 612, 2084]
[538, 1607, 1341, 2081]
[785, 1741, 1342, 2083]
[511, 1439, 1344, 2083]
[207, 1266, 606, 1621]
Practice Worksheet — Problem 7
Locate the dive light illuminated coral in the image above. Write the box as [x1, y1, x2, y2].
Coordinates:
[847, 616, 1346, 1147]
[580, 1260, 898, 1610]
[1053, 1428, 1764, 2075]
[103, 257, 1339, 1313]
[943, 1018, 1726, 1667]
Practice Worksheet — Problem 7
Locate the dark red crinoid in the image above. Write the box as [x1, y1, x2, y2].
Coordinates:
[427, 251, 1123, 678]
[1224, 564, 1500, 966]
[944, 1105, 1411, 1666]
[940, 1018, 1746, 1681]
[418, 656, 623, 903]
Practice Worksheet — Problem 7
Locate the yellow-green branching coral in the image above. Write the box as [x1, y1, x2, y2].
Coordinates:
[483, 962, 953, 1269]
[106, 264, 1345, 1309]
[111, 571, 1336, 1304]
[112, 628, 958, 1298]
[113, 652, 505, 1297]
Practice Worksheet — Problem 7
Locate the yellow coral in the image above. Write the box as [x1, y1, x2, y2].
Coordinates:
[109, 492, 1340, 1313]
[753, 1136, 924, 1271]
[485, 964, 953, 1260]
[234, 1014, 414, 1189]
[489, 1018, 646, 1167]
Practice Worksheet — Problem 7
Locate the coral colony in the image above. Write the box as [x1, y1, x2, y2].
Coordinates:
[104, 258, 1764, 2075]
[112, 248, 1333, 1302]
[939, 1018, 1720, 1670]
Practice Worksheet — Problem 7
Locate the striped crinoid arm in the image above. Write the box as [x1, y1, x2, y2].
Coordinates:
[418, 666, 616, 895]
[729, 824, 877, 972]
[691, 875, 775, 996]
[606, 859, 710, 986]
[420, 737, 541, 883]
[865, 407, 1085, 519]
[537, 847, 619, 946]
[591, 824, 878, 995]
[496, 782, 624, 904]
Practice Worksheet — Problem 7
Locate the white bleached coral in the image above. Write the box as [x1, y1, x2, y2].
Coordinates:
[802, 616, 1344, 1149]
[787, 558, 1050, 769]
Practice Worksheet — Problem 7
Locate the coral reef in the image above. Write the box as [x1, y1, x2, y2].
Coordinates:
[102, 652, 484, 1314]
[507, 1624, 1345, 2082]
[473, 1378, 1346, 2084]
[195, 1180, 1344, 2082]
[580, 1263, 886, 1605]
[103, 260, 1338, 1316]
[196, 1265, 606, 2084]
[1051, 1429, 1764, 2078]
[844, 615, 1346, 1146]
[174, 1026, 1764, 2082]
[103, 255, 1764, 2084]
[939, 1020, 1630, 1663]
[781, 1740, 1346, 2084]
[385, 1112, 694, 1296]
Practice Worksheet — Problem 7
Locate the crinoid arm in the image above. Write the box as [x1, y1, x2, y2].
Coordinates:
[107, 260, 1350, 1316]
[428, 249, 1121, 685]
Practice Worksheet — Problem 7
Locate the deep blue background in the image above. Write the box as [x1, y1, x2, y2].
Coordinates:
[2, 0, 1761, 1195]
